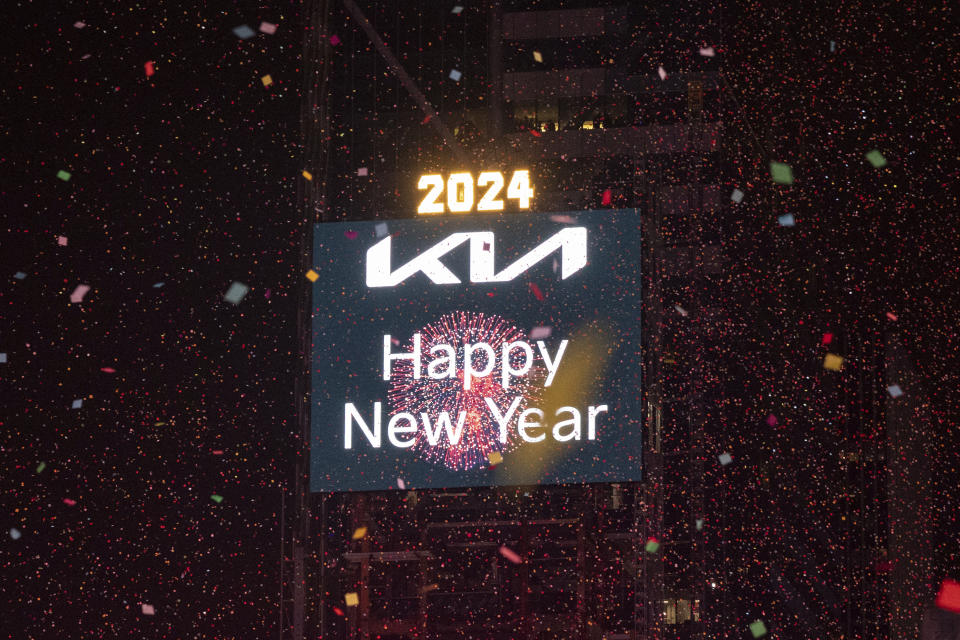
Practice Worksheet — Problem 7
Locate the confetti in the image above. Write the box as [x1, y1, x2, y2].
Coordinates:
[448, 69, 462, 82]
[487, 451, 503, 466]
[305, 269, 319, 282]
[210, 494, 224, 504]
[451, 5, 463, 14]
[144, 61, 155, 77]
[699, 46, 716, 57]
[14, 271, 27, 280]
[374, 222, 389, 237]
[223, 282, 249, 305]
[777, 213, 795, 226]
[63, 498, 76, 506]
[822, 332, 834, 345]
[302, 170, 313, 181]
[749, 620, 768, 637]
[57, 170, 72, 182]
[695, 519, 703, 531]
[261, 75, 273, 87]
[10, 528, 22, 540]
[36, 462, 46, 473]
[71, 399, 83, 409]
[731, 188, 744, 203]
[259, 21, 277, 35]
[645, 538, 660, 553]
[351, 527, 367, 540]
[0, 353, 6, 363]
[499, 545, 522, 564]
[823, 353, 844, 371]
[357, 167, 368, 177]
[329, 35, 341, 46]
[529, 326, 552, 340]
[766, 414, 778, 426]
[936, 579, 960, 612]
[658, 65, 668, 80]
[769, 161, 794, 184]
[344, 592, 359, 607]
[57, 235, 68, 246]
[718, 452, 733, 466]
[396, 478, 405, 490]
[887, 384, 904, 398]
[533, 50, 543, 63]
[865, 149, 888, 168]
[232, 25, 256, 40]
[141, 604, 155, 616]
[73, 21, 85, 28]
[70, 284, 91, 303]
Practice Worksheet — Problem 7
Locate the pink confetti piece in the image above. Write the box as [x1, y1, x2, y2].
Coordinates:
[100, 367, 116, 373]
[658, 65, 668, 80]
[57, 236, 68, 246]
[675, 304, 688, 317]
[212, 450, 224, 455]
[699, 46, 716, 57]
[259, 21, 277, 35]
[529, 326, 552, 340]
[330, 34, 341, 46]
[886, 312, 898, 321]
[345, 230, 358, 239]
[70, 284, 91, 303]
[141, 604, 155, 616]
[550, 214, 576, 224]
[63, 498, 76, 506]
[264, 288, 272, 299]
[74, 21, 86, 28]
[766, 414, 778, 426]
[397, 478, 405, 490]
[499, 545, 522, 564]
[357, 167, 368, 177]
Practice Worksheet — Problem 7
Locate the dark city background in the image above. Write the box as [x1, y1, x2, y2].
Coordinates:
[1, 0, 957, 638]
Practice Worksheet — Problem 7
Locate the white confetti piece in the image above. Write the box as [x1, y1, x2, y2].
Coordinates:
[699, 47, 716, 57]
[9, 527, 21, 540]
[887, 384, 904, 398]
[731, 188, 744, 203]
[374, 222, 389, 238]
[71, 399, 83, 409]
[529, 326, 552, 340]
[658, 65, 668, 80]
[718, 452, 732, 466]
[449, 69, 462, 82]
[499, 545, 522, 564]
[223, 282, 250, 305]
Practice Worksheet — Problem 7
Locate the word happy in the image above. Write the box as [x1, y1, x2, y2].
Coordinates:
[342, 334, 609, 450]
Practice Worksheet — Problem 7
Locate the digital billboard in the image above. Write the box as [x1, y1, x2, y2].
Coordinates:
[310, 209, 642, 492]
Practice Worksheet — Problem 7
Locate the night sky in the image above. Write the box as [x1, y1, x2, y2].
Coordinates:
[2, 0, 958, 638]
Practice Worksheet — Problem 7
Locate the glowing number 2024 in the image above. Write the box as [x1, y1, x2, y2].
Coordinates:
[417, 170, 533, 214]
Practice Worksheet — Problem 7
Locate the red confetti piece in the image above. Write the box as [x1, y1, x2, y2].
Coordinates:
[333, 606, 345, 617]
[499, 545, 522, 564]
[212, 450, 224, 455]
[528, 282, 544, 301]
[936, 579, 960, 612]
[886, 312, 898, 321]
[529, 128, 541, 137]
[601, 189, 612, 205]
[63, 498, 76, 506]
[822, 332, 833, 345]
[144, 61, 155, 77]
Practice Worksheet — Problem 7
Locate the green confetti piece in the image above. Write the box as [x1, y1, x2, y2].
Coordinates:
[865, 149, 887, 168]
[36, 462, 47, 473]
[210, 494, 224, 504]
[56, 170, 72, 182]
[750, 620, 768, 638]
[645, 538, 660, 553]
[769, 161, 794, 185]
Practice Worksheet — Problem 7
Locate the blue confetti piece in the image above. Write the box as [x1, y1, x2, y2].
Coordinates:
[71, 399, 83, 409]
[233, 24, 256, 40]
[778, 214, 795, 227]
[14, 272, 27, 280]
[0, 353, 7, 363]
[887, 384, 904, 398]
[153, 282, 165, 288]
[449, 69, 462, 82]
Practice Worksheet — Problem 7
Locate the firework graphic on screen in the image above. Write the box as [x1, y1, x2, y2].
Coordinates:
[387, 311, 539, 470]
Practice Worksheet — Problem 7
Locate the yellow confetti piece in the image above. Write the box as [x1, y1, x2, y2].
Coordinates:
[533, 50, 543, 63]
[487, 451, 503, 465]
[305, 269, 319, 282]
[823, 353, 844, 371]
[302, 170, 313, 181]
[345, 592, 359, 607]
[351, 526, 367, 540]
[261, 74, 273, 87]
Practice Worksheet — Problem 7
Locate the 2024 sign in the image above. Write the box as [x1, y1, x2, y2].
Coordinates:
[417, 170, 534, 215]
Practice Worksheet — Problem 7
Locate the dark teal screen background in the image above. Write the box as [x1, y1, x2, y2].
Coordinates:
[311, 210, 642, 492]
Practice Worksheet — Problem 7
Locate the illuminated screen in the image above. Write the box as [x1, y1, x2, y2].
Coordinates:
[310, 210, 642, 492]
